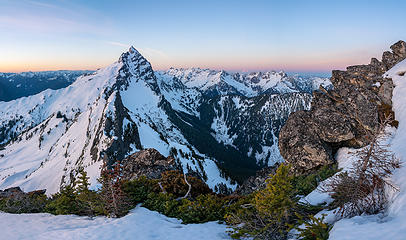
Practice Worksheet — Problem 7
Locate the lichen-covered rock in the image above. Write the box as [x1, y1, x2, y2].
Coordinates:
[391, 40, 406, 56]
[279, 40, 406, 174]
[382, 40, 406, 69]
[0, 187, 46, 199]
[121, 148, 176, 180]
[0, 187, 47, 213]
[279, 111, 333, 174]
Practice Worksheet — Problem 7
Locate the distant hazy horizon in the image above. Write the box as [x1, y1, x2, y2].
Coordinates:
[0, 67, 332, 78]
[1, 0, 405, 73]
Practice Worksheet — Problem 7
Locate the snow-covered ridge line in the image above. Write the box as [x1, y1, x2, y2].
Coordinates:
[0, 47, 236, 195]
[0, 45, 325, 195]
[0, 70, 92, 77]
[158, 67, 331, 97]
[0, 70, 93, 102]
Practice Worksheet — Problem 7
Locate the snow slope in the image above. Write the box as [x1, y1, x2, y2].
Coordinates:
[0, 47, 235, 195]
[0, 63, 121, 194]
[0, 206, 230, 240]
[208, 93, 311, 166]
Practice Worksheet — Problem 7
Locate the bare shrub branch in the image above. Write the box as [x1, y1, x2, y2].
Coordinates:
[175, 173, 192, 201]
[322, 114, 400, 218]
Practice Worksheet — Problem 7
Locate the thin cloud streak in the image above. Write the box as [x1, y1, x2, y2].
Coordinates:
[26, 0, 58, 9]
[139, 48, 169, 59]
[106, 41, 129, 48]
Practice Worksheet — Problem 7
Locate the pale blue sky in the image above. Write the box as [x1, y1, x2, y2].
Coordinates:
[0, 0, 405, 72]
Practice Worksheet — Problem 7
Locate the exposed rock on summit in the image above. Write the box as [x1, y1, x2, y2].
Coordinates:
[0, 187, 46, 199]
[121, 148, 176, 180]
[279, 40, 406, 174]
[0, 187, 47, 213]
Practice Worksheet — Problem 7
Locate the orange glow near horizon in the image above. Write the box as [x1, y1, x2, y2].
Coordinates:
[0, 47, 380, 74]
[0, 65, 90, 73]
[0, 57, 111, 73]
[0, 59, 360, 73]
[1, 0, 404, 75]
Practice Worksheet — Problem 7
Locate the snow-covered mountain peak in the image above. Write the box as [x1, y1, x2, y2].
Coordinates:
[128, 46, 137, 54]
[244, 71, 286, 85]
[119, 46, 151, 72]
[233, 71, 288, 92]
[115, 46, 160, 94]
[163, 68, 222, 89]
[0, 47, 238, 194]
[0, 46, 327, 196]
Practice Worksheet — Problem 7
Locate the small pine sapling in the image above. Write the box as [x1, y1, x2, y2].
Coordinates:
[295, 214, 332, 240]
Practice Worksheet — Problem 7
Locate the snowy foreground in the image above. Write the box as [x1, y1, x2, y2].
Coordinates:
[1, 206, 230, 240]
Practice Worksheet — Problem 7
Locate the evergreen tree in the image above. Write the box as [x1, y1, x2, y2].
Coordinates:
[76, 169, 90, 194]
[226, 163, 298, 239]
[254, 163, 296, 224]
[46, 184, 79, 215]
[75, 169, 104, 216]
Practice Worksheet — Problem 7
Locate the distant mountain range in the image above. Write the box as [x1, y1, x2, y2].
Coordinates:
[0, 70, 92, 102]
[0, 47, 331, 194]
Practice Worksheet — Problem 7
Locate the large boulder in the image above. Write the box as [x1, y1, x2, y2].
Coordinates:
[279, 40, 406, 174]
[121, 148, 176, 180]
[279, 111, 333, 174]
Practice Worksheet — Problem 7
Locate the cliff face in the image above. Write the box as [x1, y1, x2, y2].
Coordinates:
[279, 40, 406, 174]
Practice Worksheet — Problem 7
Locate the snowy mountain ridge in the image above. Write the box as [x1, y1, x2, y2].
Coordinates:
[0, 70, 91, 102]
[0, 46, 328, 194]
[159, 67, 331, 97]
[0, 47, 237, 194]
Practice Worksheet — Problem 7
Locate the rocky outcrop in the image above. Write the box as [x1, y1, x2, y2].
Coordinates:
[121, 148, 176, 180]
[0, 187, 46, 199]
[279, 40, 406, 174]
[0, 187, 47, 213]
[279, 111, 334, 174]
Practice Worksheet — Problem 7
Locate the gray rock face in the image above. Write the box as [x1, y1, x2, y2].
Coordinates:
[279, 40, 406, 174]
[121, 148, 176, 180]
[279, 110, 333, 174]
[382, 41, 406, 70]
[0, 187, 46, 199]
[0, 187, 47, 213]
